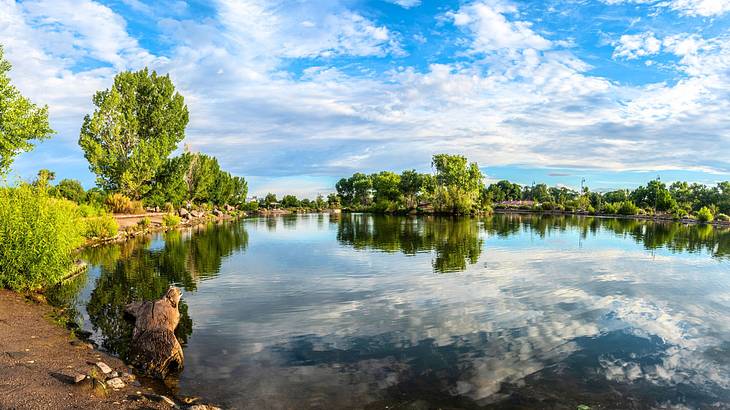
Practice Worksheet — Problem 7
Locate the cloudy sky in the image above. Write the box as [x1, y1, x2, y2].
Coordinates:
[2, 0, 730, 196]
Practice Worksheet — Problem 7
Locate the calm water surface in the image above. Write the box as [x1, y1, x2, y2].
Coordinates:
[50, 214, 730, 409]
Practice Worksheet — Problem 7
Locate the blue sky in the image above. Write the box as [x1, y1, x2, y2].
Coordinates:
[3, 0, 730, 196]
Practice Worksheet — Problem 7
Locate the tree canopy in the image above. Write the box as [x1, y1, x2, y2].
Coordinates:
[0, 45, 54, 174]
[79, 68, 189, 199]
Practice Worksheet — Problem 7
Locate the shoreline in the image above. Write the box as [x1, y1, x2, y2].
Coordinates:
[0, 290, 185, 410]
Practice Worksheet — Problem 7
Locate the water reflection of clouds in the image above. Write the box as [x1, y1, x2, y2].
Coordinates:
[67, 216, 730, 408]
[179, 229, 730, 407]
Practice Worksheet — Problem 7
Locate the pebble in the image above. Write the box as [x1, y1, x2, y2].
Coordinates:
[96, 361, 113, 374]
[106, 377, 125, 389]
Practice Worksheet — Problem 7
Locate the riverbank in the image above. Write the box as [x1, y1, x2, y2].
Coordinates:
[0, 290, 177, 409]
[493, 208, 730, 227]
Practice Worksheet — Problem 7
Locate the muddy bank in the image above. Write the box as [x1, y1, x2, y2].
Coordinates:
[0, 290, 217, 410]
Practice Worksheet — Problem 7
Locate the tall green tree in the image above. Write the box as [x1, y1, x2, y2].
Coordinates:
[431, 154, 484, 213]
[0, 45, 54, 174]
[371, 171, 401, 203]
[55, 178, 86, 203]
[78, 68, 188, 199]
[399, 169, 424, 208]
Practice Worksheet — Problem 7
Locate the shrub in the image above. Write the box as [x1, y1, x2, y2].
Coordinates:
[716, 213, 730, 222]
[163, 202, 175, 213]
[163, 213, 181, 227]
[696, 206, 714, 223]
[617, 201, 640, 215]
[77, 203, 104, 217]
[241, 201, 259, 212]
[0, 185, 85, 291]
[105, 193, 144, 214]
[83, 214, 119, 239]
[602, 202, 618, 214]
[137, 216, 151, 229]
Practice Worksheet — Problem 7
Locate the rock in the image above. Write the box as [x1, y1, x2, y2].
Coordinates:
[95, 362, 113, 374]
[106, 377, 125, 389]
[212, 209, 223, 217]
[124, 287, 184, 379]
[188, 405, 223, 410]
[191, 210, 203, 218]
[51, 371, 86, 384]
[179, 208, 189, 217]
[224, 204, 235, 212]
[143, 393, 175, 406]
[108, 371, 119, 379]
[6, 351, 30, 360]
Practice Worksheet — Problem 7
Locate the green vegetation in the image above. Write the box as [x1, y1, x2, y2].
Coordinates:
[0, 45, 54, 175]
[105, 193, 144, 214]
[163, 213, 181, 227]
[79, 68, 189, 198]
[697, 206, 714, 223]
[0, 185, 85, 290]
[83, 214, 119, 239]
[336, 154, 489, 215]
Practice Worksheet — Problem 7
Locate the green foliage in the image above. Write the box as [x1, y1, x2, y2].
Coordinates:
[55, 178, 85, 203]
[163, 213, 181, 227]
[78, 68, 189, 198]
[0, 185, 84, 290]
[431, 154, 484, 213]
[617, 201, 640, 215]
[241, 201, 259, 212]
[281, 194, 299, 208]
[105, 193, 144, 214]
[83, 214, 119, 239]
[399, 169, 424, 208]
[0, 46, 54, 175]
[371, 171, 402, 203]
[327, 193, 341, 208]
[696, 206, 714, 223]
[137, 216, 151, 229]
[78, 202, 105, 217]
[716, 213, 730, 222]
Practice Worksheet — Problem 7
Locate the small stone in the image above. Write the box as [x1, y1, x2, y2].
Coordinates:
[96, 361, 113, 374]
[106, 377, 125, 389]
[188, 405, 222, 410]
[51, 371, 86, 384]
[108, 371, 120, 379]
[143, 393, 175, 406]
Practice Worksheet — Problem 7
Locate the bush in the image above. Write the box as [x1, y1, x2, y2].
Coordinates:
[696, 206, 714, 223]
[163, 202, 175, 213]
[163, 213, 181, 227]
[0, 185, 85, 291]
[77, 203, 105, 217]
[137, 216, 151, 229]
[83, 214, 119, 239]
[105, 193, 144, 214]
[716, 213, 730, 222]
[617, 201, 640, 215]
[241, 201, 259, 212]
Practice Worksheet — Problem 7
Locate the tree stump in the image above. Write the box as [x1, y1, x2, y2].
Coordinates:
[124, 287, 184, 378]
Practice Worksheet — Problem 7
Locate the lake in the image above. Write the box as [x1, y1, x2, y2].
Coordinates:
[50, 213, 730, 409]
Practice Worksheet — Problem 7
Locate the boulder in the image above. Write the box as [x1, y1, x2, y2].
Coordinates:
[179, 208, 189, 217]
[124, 287, 184, 379]
[224, 204, 235, 212]
[212, 209, 223, 217]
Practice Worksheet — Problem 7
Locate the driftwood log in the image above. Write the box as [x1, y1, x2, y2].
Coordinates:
[124, 287, 184, 378]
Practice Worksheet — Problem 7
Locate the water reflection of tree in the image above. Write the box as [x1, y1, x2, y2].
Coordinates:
[336, 214, 483, 273]
[493, 214, 730, 259]
[74, 221, 248, 358]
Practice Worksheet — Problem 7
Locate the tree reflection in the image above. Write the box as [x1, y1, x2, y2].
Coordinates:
[336, 214, 483, 273]
[70, 221, 248, 358]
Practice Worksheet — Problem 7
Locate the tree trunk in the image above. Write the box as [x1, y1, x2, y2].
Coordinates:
[124, 287, 184, 379]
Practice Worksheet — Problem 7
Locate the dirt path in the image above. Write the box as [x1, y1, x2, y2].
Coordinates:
[0, 290, 171, 410]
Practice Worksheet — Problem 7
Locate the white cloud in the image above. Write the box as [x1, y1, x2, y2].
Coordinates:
[603, 0, 730, 16]
[613, 32, 662, 59]
[386, 0, 421, 8]
[448, 0, 552, 52]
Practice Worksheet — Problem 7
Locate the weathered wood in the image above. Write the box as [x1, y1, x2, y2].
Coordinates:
[124, 287, 184, 378]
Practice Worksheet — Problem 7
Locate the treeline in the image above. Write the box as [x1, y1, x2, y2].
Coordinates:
[336, 154, 488, 214]
[77, 68, 247, 210]
[484, 179, 730, 222]
[334, 154, 730, 222]
[251, 192, 340, 212]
